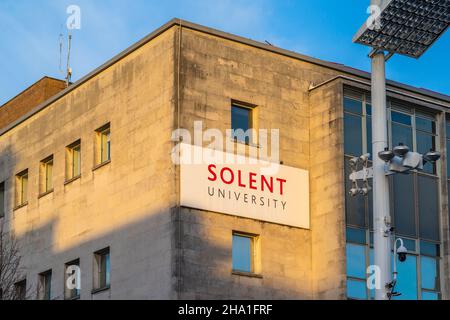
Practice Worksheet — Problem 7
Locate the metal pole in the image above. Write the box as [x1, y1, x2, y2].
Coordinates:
[371, 42, 392, 300]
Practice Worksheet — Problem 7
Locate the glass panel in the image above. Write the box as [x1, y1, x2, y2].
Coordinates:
[22, 174, 28, 203]
[391, 111, 412, 126]
[417, 175, 439, 241]
[345, 158, 366, 227]
[346, 227, 366, 244]
[0, 182, 4, 218]
[347, 279, 367, 299]
[344, 113, 363, 156]
[393, 255, 418, 300]
[73, 146, 81, 177]
[416, 117, 435, 134]
[232, 106, 251, 143]
[105, 253, 110, 287]
[232, 234, 252, 273]
[420, 241, 439, 257]
[422, 291, 439, 300]
[393, 174, 416, 238]
[401, 238, 416, 252]
[391, 123, 413, 150]
[46, 161, 53, 191]
[344, 97, 362, 114]
[346, 243, 366, 279]
[367, 116, 372, 159]
[366, 104, 372, 116]
[420, 256, 438, 291]
[416, 132, 436, 174]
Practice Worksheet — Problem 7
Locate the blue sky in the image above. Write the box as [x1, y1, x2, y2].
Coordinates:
[0, 0, 449, 106]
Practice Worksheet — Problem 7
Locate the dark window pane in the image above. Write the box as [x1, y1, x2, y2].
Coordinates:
[367, 116, 372, 159]
[231, 105, 251, 143]
[446, 123, 450, 138]
[392, 255, 418, 300]
[391, 111, 412, 126]
[344, 113, 363, 156]
[346, 244, 366, 279]
[345, 158, 366, 227]
[344, 97, 362, 114]
[366, 104, 372, 116]
[232, 235, 252, 272]
[420, 240, 440, 257]
[416, 117, 435, 134]
[418, 175, 439, 241]
[347, 279, 367, 299]
[346, 227, 366, 244]
[422, 291, 439, 300]
[393, 174, 416, 238]
[0, 182, 4, 218]
[416, 132, 436, 174]
[368, 178, 373, 230]
[392, 123, 413, 150]
[421, 256, 439, 291]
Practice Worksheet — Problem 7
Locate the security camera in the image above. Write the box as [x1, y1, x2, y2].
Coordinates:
[393, 143, 410, 158]
[397, 244, 407, 262]
[423, 150, 441, 163]
[349, 157, 359, 166]
[360, 153, 370, 162]
[349, 188, 359, 196]
[378, 148, 394, 162]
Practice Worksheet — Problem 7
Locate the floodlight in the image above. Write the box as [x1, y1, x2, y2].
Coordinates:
[353, 0, 450, 58]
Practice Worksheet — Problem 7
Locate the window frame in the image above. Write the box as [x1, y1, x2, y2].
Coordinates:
[39, 155, 54, 196]
[38, 270, 52, 300]
[95, 123, 111, 167]
[92, 247, 111, 293]
[15, 169, 28, 208]
[231, 101, 257, 145]
[0, 181, 5, 218]
[231, 231, 260, 276]
[65, 140, 81, 182]
[64, 259, 81, 300]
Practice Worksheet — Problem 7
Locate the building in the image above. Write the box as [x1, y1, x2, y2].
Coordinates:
[0, 18, 449, 300]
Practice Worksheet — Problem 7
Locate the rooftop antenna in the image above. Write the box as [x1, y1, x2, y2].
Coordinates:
[65, 31, 73, 87]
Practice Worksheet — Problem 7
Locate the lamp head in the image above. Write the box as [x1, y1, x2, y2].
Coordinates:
[423, 150, 441, 163]
[378, 148, 394, 163]
[393, 143, 410, 158]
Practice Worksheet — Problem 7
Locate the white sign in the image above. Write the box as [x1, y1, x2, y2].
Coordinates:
[180, 144, 310, 229]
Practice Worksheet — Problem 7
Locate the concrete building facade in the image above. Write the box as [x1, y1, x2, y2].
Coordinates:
[0, 19, 449, 300]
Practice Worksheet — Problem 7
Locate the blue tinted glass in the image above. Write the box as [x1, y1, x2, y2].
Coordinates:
[347, 279, 367, 299]
[346, 244, 366, 278]
[392, 123, 413, 150]
[391, 111, 412, 126]
[422, 291, 439, 300]
[401, 239, 416, 252]
[345, 158, 366, 227]
[231, 106, 250, 142]
[232, 235, 252, 272]
[344, 97, 362, 114]
[346, 227, 366, 244]
[393, 255, 418, 300]
[366, 104, 372, 116]
[106, 253, 111, 286]
[416, 117, 435, 134]
[367, 116, 372, 159]
[393, 174, 416, 238]
[418, 175, 439, 241]
[421, 241, 439, 256]
[421, 256, 438, 291]
[344, 113, 363, 156]
[447, 123, 450, 138]
[416, 132, 436, 174]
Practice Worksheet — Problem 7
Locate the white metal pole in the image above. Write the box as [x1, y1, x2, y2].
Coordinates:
[371, 32, 392, 300]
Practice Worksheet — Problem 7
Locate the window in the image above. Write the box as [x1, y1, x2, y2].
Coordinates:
[93, 248, 110, 291]
[64, 259, 80, 300]
[232, 232, 259, 274]
[344, 91, 442, 300]
[95, 124, 111, 166]
[15, 170, 28, 207]
[14, 279, 27, 300]
[38, 270, 52, 300]
[66, 141, 81, 181]
[0, 181, 5, 218]
[39, 156, 53, 194]
[231, 102, 255, 144]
